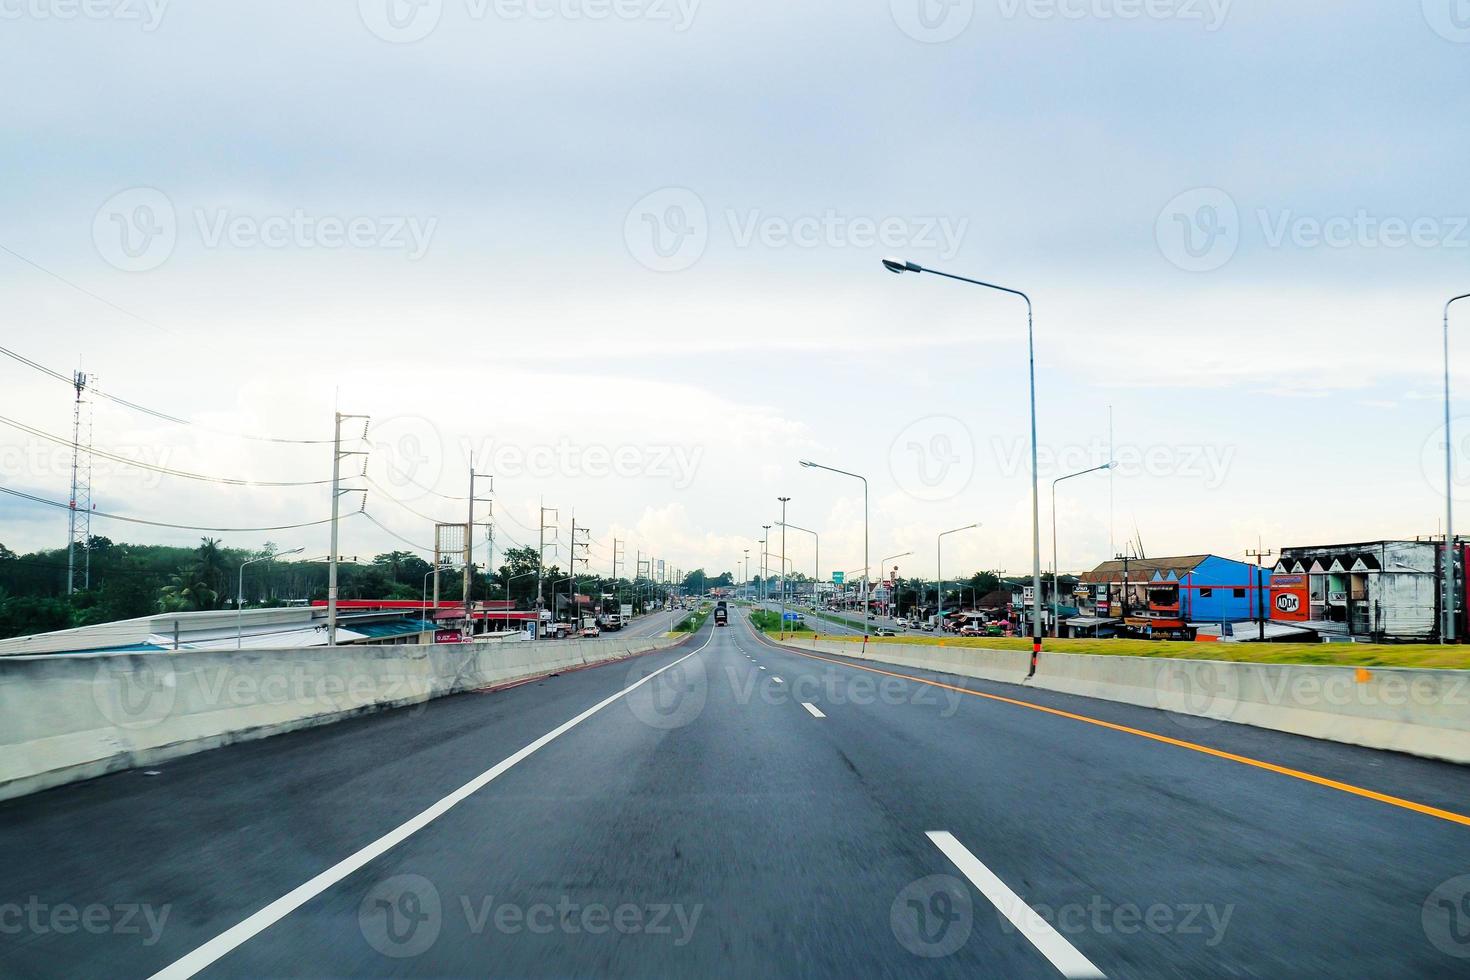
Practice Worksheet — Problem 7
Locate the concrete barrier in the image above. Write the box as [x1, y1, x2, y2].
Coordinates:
[773, 636, 1470, 764]
[0, 634, 685, 802]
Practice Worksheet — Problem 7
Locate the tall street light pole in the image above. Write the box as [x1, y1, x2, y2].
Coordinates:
[237, 547, 304, 648]
[777, 521, 819, 608]
[880, 551, 913, 620]
[778, 497, 791, 634]
[936, 525, 979, 633]
[761, 525, 772, 603]
[800, 460, 869, 640]
[883, 258, 1044, 663]
[1051, 461, 1116, 637]
[1443, 292, 1470, 643]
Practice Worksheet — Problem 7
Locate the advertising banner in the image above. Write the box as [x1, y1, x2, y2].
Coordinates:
[1270, 574, 1310, 622]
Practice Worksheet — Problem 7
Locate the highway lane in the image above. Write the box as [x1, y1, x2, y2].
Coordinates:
[2, 613, 1469, 975]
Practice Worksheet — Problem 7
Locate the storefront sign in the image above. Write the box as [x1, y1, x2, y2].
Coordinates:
[1270, 574, 1310, 622]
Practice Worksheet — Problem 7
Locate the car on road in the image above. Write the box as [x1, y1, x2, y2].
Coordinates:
[959, 625, 984, 637]
[873, 627, 897, 637]
[579, 626, 601, 638]
[920, 622, 936, 632]
[895, 618, 909, 628]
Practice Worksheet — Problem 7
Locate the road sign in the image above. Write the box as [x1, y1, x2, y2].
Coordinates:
[833, 571, 845, 585]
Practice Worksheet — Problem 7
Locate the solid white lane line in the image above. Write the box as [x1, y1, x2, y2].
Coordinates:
[926, 831, 1105, 979]
[802, 702, 826, 718]
[772, 677, 783, 683]
[148, 637, 713, 980]
[758, 666, 766, 670]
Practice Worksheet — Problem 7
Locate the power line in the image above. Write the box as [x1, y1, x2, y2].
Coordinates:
[0, 343, 334, 444]
[0, 242, 173, 336]
[0, 484, 339, 533]
[0, 413, 332, 487]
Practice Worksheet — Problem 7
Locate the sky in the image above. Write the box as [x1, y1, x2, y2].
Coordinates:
[2, 0, 1469, 586]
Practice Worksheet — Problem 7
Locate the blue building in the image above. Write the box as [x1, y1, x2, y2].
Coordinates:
[1076, 554, 1272, 640]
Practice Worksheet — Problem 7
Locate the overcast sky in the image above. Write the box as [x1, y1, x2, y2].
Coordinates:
[2, 1, 1468, 584]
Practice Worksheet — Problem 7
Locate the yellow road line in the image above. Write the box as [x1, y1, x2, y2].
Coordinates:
[753, 631, 1470, 829]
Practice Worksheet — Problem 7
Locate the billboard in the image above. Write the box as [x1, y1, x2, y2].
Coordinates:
[1270, 574, 1310, 622]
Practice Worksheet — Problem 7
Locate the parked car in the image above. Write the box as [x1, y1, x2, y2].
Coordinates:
[579, 625, 601, 638]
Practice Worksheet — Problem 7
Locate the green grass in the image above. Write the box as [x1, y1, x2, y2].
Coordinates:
[673, 605, 711, 634]
[801, 633, 1470, 669]
[748, 609, 813, 634]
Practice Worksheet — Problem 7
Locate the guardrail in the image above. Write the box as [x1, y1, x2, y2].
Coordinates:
[0, 634, 685, 802]
[772, 636, 1470, 764]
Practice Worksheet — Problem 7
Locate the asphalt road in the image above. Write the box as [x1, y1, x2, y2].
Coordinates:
[3, 613, 1470, 977]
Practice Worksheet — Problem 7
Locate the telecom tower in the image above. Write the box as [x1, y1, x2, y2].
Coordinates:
[66, 370, 94, 594]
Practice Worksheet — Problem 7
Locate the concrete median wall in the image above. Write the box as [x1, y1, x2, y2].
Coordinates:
[779, 635, 1470, 764]
[0, 634, 685, 802]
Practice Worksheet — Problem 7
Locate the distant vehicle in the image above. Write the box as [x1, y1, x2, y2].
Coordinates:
[548, 622, 573, 638]
[895, 618, 909, 629]
[873, 627, 896, 637]
[920, 622, 937, 633]
[714, 606, 729, 627]
[960, 625, 983, 637]
[579, 625, 601, 638]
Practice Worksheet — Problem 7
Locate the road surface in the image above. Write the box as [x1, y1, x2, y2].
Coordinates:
[2, 612, 1469, 976]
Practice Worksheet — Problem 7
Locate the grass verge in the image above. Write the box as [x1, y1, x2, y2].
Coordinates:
[803, 633, 1470, 669]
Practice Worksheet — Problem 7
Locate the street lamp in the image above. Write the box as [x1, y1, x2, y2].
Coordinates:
[936, 526, 979, 633]
[778, 497, 791, 634]
[1052, 462, 1116, 637]
[881, 551, 914, 620]
[801, 459, 869, 639]
[237, 547, 305, 648]
[1443, 291, 1470, 643]
[883, 258, 1044, 659]
[777, 521, 819, 609]
[761, 525, 772, 603]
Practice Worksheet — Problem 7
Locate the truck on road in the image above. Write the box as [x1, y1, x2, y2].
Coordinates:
[714, 600, 728, 627]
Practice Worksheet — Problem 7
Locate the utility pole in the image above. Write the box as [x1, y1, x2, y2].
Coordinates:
[329, 411, 370, 645]
[1114, 545, 1137, 625]
[464, 460, 492, 638]
[569, 516, 590, 628]
[537, 502, 559, 633]
[1247, 540, 1274, 642]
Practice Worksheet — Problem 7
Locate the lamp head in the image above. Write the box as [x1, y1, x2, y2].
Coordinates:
[882, 257, 923, 275]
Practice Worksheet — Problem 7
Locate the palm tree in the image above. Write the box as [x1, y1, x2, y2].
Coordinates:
[159, 573, 217, 612]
